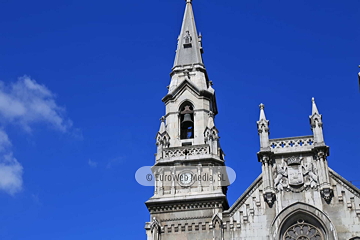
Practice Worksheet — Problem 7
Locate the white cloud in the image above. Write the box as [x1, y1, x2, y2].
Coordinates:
[0, 129, 23, 195]
[0, 76, 74, 195]
[88, 159, 98, 168]
[0, 76, 72, 133]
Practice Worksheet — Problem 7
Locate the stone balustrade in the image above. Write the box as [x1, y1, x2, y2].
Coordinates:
[269, 136, 314, 154]
[163, 144, 210, 159]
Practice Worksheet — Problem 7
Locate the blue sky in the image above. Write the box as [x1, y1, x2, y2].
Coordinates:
[0, 0, 359, 239]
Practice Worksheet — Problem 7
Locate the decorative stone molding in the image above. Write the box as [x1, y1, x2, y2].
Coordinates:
[148, 200, 224, 214]
[163, 144, 210, 158]
[269, 136, 314, 154]
[160, 215, 213, 222]
[162, 221, 212, 234]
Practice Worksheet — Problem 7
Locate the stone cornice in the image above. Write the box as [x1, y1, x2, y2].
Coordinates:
[160, 215, 213, 223]
[146, 195, 228, 214]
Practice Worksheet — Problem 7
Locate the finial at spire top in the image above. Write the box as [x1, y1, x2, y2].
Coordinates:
[186, 0, 192, 3]
[159, 116, 166, 133]
[311, 97, 319, 115]
[207, 111, 215, 129]
[259, 103, 267, 121]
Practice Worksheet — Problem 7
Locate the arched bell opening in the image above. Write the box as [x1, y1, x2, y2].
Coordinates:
[179, 102, 194, 140]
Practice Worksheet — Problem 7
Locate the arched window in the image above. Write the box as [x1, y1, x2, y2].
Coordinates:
[280, 213, 326, 240]
[283, 219, 324, 240]
[179, 103, 194, 140]
[272, 203, 337, 240]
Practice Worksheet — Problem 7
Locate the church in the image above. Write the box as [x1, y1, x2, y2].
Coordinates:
[145, 0, 360, 239]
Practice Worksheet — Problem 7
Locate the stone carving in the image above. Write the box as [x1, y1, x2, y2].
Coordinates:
[320, 188, 334, 204]
[274, 156, 318, 192]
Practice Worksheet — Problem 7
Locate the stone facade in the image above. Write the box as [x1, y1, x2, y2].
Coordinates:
[145, 1, 360, 239]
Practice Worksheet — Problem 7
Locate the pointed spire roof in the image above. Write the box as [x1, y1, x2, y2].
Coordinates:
[311, 97, 319, 115]
[159, 116, 166, 133]
[173, 0, 203, 68]
[207, 111, 215, 129]
[259, 103, 267, 121]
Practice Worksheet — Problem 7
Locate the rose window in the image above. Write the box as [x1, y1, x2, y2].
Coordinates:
[283, 219, 323, 240]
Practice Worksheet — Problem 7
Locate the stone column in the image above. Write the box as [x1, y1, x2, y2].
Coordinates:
[258, 151, 275, 207]
[313, 147, 333, 203]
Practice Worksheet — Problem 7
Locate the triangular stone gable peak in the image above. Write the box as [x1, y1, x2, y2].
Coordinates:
[150, 217, 161, 232]
[164, 80, 200, 103]
[163, 79, 214, 104]
[212, 213, 223, 226]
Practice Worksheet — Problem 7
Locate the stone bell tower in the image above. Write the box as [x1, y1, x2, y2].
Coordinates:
[145, 0, 229, 239]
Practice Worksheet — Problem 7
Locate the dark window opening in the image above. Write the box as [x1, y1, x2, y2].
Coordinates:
[180, 104, 194, 140]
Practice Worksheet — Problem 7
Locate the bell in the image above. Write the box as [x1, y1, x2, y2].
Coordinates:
[182, 113, 193, 126]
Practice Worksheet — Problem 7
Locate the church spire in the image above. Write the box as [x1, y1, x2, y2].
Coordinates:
[310, 98, 325, 145]
[311, 97, 319, 115]
[173, 0, 203, 69]
[259, 103, 267, 122]
[257, 103, 270, 150]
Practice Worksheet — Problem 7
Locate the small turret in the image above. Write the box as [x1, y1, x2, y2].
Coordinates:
[309, 98, 325, 146]
[257, 103, 270, 151]
[204, 111, 222, 158]
[155, 117, 170, 161]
